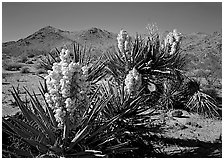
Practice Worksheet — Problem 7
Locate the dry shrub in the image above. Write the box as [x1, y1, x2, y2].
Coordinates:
[20, 66, 30, 73]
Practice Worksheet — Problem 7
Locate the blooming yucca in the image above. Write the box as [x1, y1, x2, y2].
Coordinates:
[44, 48, 89, 127]
[124, 67, 142, 95]
[117, 29, 132, 59]
[164, 29, 181, 55]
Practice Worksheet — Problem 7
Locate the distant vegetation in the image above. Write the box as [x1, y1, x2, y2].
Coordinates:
[2, 60, 23, 71]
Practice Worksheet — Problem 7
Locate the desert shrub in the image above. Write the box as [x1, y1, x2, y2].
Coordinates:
[20, 66, 30, 73]
[35, 68, 47, 74]
[34, 60, 44, 69]
[3, 61, 23, 71]
[25, 59, 34, 64]
[27, 53, 35, 58]
[18, 55, 28, 63]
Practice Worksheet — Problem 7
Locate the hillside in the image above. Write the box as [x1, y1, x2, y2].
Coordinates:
[180, 32, 222, 91]
[2, 26, 117, 59]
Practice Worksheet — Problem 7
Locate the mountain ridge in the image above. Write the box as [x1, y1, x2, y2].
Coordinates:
[2, 26, 117, 58]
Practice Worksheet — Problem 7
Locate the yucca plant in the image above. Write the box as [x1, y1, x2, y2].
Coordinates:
[3, 81, 139, 157]
[105, 28, 185, 106]
[3, 45, 147, 158]
[105, 27, 221, 120]
[183, 80, 221, 118]
[96, 80, 163, 157]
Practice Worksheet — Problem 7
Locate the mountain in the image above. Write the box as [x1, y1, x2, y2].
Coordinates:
[2, 26, 117, 58]
[180, 31, 222, 90]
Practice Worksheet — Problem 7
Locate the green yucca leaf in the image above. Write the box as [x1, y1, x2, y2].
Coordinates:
[110, 147, 139, 154]
[3, 119, 32, 139]
[104, 141, 130, 151]
[16, 87, 56, 144]
[2, 149, 20, 158]
[27, 111, 55, 144]
[10, 117, 47, 142]
[55, 47, 61, 56]
[10, 87, 33, 121]
[6, 146, 34, 157]
[12, 93, 56, 144]
[38, 81, 57, 127]
[39, 80, 47, 94]
[68, 126, 89, 151]
[23, 138, 49, 153]
[186, 91, 220, 118]
[89, 128, 124, 146]
[66, 151, 106, 158]
[48, 51, 58, 63]
[62, 115, 70, 145]
[86, 113, 120, 141]
[24, 87, 49, 122]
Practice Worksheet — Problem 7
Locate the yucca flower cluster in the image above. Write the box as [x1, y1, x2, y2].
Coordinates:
[164, 29, 181, 55]
[44, 48, 89, 127]
[124, 67, 142, 95]
[117, 29, 132, 59]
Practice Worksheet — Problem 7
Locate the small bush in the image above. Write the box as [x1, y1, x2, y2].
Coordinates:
[25, 60, 34, 64]
[20, 67, 30, 73]
[27, 53, 35, 58]
[36, 69, 47, 74]
[34, 63, 45, 71]
[18, 56, 28, 63]
[3, 62, 23, 71]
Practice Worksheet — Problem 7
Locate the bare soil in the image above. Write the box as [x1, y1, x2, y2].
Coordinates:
[2, 63, 46, 116]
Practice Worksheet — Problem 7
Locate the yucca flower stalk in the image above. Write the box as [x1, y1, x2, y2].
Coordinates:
[44, 48, 90, 127]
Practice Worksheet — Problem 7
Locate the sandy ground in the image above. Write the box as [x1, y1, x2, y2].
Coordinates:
[2, 63, 46, 116]
[148, 109, 222, 157]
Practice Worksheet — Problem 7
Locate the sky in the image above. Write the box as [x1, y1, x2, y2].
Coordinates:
[2, 2, 222, 42]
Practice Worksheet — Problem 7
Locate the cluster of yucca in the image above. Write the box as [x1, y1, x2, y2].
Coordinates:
[106, 27, 220, 116]
[3, 26, 221, 158]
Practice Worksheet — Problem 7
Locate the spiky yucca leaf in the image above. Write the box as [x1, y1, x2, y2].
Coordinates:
[3, 81, 140, 157]
[186, 90, 220, 118]
[94, 80, 157, 157]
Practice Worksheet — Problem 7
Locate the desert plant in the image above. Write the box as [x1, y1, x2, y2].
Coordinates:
[25, 59, 34, 64]
[105, 28, 184, 104]
[20, 66, 30, 74]
[3, 47, 142, 158]
[105, 27, 220, 119]
[3, 61, 23, 71]
[184, 80, 221, 118]
[2, 84, 133, 157]
[27, 53, 35, 58]
[18, 55, 28, 63]
[35, 68, 47, 74]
